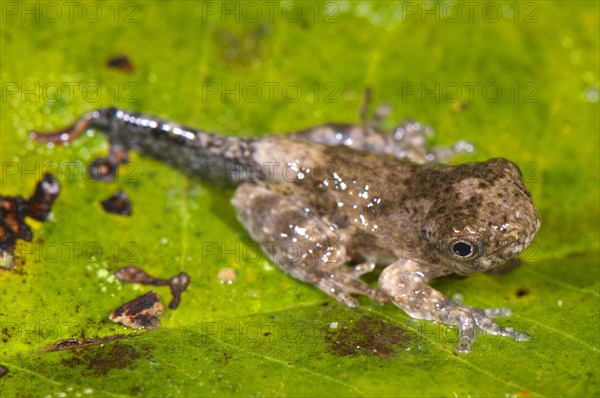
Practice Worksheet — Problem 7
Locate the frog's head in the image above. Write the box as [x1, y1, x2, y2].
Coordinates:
[426, 158, 541, 275]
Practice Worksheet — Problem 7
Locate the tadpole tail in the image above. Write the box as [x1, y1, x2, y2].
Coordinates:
[30, 107, 262, 185]
[30, 108, 115, 143]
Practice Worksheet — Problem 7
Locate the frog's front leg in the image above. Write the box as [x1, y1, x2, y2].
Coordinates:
[232, 183, 386, 307]
[379, 260, 529, 353]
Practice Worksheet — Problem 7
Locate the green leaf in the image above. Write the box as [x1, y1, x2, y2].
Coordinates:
[1, 1, 598, 397]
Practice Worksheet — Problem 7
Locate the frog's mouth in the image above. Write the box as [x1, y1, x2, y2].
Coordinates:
[504, 242, 523, 258]
[488, 240, 530, 265]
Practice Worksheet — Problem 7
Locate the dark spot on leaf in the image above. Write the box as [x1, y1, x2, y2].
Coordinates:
[2, 327, 12, 343]
[60, 342, 143, 376]
[0, 365, 8, 378]
[324, 316, 412, 357]
[212, 350, 234, 367]
[214, 23, 271, 66]
[47, 333, 139, 352]
[516, 288, 530, 298]
[106, 54, 135, 72]
[223, 352, 233, 364]
[53, 338, 93, 351]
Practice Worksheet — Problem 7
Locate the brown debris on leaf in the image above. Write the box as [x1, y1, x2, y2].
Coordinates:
[1, 173, 60, 269]
[168, 272, 190, 309]
[101, 191, 132, 216]
[0, 364, 8, 378]
[115, 265, 190, 309]
[115, 265, 170, 286]
[217, 267, 237, 284]
[115, 265, 168, 286]
[109, 290, 164, 329]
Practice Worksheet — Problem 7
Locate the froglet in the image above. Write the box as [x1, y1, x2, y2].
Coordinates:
[32, 107, 541, 353]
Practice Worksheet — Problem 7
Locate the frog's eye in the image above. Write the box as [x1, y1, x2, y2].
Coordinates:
[447, 238, 481, 260]
[453, 241, 473, 257]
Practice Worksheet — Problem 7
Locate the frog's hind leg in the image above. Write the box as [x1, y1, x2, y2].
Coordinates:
[288, 89, 393, 153]
[232, 183, 384, 307]
[289, 88, 473, 162]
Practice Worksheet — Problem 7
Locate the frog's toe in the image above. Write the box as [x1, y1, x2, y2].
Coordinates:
[351, 262, 376, 276]
[317, 279, 359, 308]
[455, 314, 523, 353]
[342, 276, 383, 303]
[350, 263, 388, 303]
[316, 270, 382, 307]
[485, 324, 530, 342]
[453, 139, 475, 154]
[429, 140, 475, 163]
[372, 289, 390, 305]
[476, 314, 530, 341]
[482, 306, 512, 318]
[341, 295, 359, 308]
[449, 304, 529, 352]
[455, 335, 474, 353]
[455, 320, 476, 353]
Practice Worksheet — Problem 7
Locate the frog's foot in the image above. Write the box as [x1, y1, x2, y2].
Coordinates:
[386, 119, 475, 163]
[356, 90, 442, 163]
[379, 260, 529, 353]
[430, 140, 475, 163]
[385, 119, 432, 163]
[316, 262, 387, 308]
[442, 301, 529, 353]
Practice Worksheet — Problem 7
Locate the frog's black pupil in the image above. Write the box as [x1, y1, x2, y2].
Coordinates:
[453, 242, 472, 257]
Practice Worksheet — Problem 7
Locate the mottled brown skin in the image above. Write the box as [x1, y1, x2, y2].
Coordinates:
[33, 108, 540, 352]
